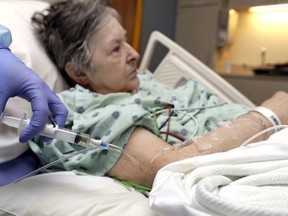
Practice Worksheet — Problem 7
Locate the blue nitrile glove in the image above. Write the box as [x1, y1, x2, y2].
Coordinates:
[0, 25, 67, 143]
[0, 48, 68, 143]
[0, 25, 12, 49]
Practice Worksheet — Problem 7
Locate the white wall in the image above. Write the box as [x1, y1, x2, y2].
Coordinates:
[216, 8, 288, 73]
[229, 10, 288, 66]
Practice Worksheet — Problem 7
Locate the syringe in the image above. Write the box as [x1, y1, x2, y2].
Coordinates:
[0, 113, 143, 181]
[0, 113, 108, 148]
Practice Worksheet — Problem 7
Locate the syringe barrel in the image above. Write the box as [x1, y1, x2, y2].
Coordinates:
[74, 132, 90, 146]
[0, 113, 92, 145]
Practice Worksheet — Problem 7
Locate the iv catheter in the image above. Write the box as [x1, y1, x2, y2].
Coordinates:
[0, 113, 108, 148]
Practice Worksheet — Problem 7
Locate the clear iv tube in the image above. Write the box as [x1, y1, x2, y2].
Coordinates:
[240, 125, 288, 147]
[90, 139, 142, 170]
[107, 143, 142, 170]
[145, 139, 194, 169]
[14, 148, 93, 183]
[13, 139, 142, 184]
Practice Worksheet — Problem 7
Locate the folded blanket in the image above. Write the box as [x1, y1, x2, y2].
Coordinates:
[150, 128, 288, 216]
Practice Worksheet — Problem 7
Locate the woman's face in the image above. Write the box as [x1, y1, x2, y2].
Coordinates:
[86, 16, 140, 94]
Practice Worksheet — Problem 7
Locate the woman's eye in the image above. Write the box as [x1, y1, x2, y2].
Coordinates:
[112, 46, 120, 53]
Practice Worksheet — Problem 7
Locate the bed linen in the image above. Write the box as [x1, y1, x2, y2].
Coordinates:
[150, 127, 288, 216]
[0, 172, 156, 216]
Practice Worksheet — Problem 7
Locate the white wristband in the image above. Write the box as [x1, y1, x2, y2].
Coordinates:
[253, 106, 281, 128]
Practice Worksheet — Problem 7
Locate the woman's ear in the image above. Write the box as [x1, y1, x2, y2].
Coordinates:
[65, 62, 89, 85]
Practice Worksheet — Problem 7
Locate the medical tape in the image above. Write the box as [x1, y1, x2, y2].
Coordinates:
[187, 136, 213, 152]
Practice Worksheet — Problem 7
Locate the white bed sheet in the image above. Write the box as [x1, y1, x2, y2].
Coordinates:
[0, 172, 156, 216]
[150, 128, 288, 216]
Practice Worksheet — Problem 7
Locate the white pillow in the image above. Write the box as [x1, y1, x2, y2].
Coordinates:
[0, 0, 68, 92]
[0, 0, 68, 160]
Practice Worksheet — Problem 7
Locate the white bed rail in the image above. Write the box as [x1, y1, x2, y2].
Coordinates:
[139, 31, 255, 108]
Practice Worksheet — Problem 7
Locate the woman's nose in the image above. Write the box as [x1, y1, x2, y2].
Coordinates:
[127, 44, 140, 62]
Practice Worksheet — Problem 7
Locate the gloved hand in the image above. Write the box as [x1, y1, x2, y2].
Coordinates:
[0, 25, 12, 49]
[0, 48, 68, 143]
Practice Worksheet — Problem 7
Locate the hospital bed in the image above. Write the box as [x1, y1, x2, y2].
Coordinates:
[139, 31, 254, 107]
[3, 1, 288, 216]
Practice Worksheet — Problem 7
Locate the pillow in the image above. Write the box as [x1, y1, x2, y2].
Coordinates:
[0, 0, 68, 161]
[0, 0, 68, 92]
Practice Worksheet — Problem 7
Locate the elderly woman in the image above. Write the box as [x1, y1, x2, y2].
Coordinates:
[30, 0, 288, 188]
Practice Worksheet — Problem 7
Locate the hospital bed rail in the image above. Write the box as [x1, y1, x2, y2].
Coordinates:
[140, 31, 255, 108]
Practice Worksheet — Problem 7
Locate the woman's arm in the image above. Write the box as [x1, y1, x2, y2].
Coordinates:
[108, 91, 288, 188]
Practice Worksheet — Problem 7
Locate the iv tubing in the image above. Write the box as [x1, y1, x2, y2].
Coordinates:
[240, 125, 288, 147]
[13, 148, 93, 183]
[106, 143, 142, 170]
[148, 103, 227, 117]
[149, 104, 225, 141]
[13, 140, 142, 184]
[145, 138, 194, 168]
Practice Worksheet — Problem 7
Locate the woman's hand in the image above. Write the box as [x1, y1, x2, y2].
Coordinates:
[260, 91, 288, 125]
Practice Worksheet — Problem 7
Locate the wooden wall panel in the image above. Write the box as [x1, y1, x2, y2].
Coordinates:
[108, 0, 142, 52]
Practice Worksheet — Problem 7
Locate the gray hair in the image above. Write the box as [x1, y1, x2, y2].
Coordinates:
[32, 0, 118, 87]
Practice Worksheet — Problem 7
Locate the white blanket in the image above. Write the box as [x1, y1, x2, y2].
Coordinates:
[150, 128, 288, 216]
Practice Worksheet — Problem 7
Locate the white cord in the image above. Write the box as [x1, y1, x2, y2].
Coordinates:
[240, 125, 288, 147]
[0, 209, 18, 216]
[181, 112, 199, 137]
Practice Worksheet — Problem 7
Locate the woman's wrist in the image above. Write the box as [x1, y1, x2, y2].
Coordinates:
[240, 111, 272, 140]
[252, 106, 281, 129]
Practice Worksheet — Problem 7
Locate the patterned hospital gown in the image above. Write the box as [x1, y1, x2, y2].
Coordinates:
[29, 72, 250, 176]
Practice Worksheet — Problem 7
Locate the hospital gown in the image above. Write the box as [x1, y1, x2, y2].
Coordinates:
[29, 72, 249, 176]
